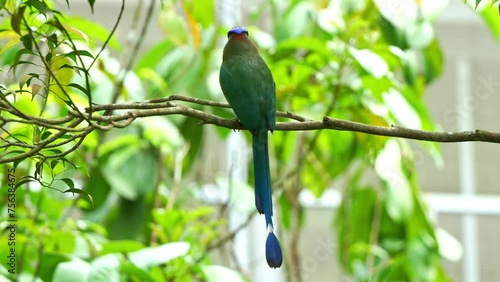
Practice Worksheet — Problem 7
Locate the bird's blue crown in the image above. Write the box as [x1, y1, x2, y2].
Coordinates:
[227, 26, 249, 37]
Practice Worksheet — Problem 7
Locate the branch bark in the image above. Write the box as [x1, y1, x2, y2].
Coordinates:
[89, 96, 500, 143]
[2, 94, 500, 164]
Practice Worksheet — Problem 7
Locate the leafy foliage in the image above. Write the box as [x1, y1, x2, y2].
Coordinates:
[0, 0, 498, 281]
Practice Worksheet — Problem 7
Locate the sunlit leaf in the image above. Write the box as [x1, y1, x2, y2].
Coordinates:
[383, 88, 421, 129]
[88, 254, 120, 281]
[100, 240, 144, 255]
[63, 16, 121, 50]
[53, 258, 90, 282]
[405, 20, 434, 49]
[436, 228, 462, 261]
[202, 265, 246, 282]
[46, 230, 76, 254]
[349, 47, 389, 78]
[0, 36, 20, 56]
[374, 139, 413, 222]
[374, 0, 418, 29]
[480, 3, 500, 39]
[128, 242, 190, 268]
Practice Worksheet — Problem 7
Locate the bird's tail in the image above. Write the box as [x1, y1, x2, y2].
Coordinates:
[252, 132, 272, 224]
[252, 131, 283, 268]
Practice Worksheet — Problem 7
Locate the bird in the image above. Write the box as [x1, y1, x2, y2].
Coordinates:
[219, 26, 283, 268]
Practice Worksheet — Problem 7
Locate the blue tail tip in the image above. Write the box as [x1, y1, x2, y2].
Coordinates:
[265, 232, 283, 268]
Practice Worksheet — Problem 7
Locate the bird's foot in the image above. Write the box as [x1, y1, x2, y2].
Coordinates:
[230, 116, 245, 131]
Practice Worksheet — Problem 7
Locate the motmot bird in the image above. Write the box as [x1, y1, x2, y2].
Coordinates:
[219, 26, 283, 268]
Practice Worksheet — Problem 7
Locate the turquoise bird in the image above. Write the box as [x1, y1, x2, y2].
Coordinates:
[219, 26, 283, 268]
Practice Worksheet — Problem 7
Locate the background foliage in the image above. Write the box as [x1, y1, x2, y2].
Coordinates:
[0, 0, 499, 281]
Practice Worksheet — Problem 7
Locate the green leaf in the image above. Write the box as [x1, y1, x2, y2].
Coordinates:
[63, 17, 121, 51]
[138, 117, 183, 150]
[60, 178, 75, 189]
[349, 47, 389, 78]
[20, 34, 33, 51]
[119, 261, 157, 282]
[374, 139, 413, 222]
[135, 39, 172, 70]
[375, 139, 413, 222]
[187, 0, 214, 28]
[279, 192, 292, 229]
[88, 254, 120, 281]
[480, 4, 500, 39]
[102, 144, 157, 199]
[383, 88, 421, 129]
[378, 16, 408, 49]
[276, 2, 314, 41]
[15, 176, 35, 188]
[98, 134, 142, 159]
[39, 253, 72, 282]
[399, 86, 443, 167]
[46, 230, 76, 254]
[128, 242, 190, 268]
[63, 50, 94, 63]
[422, 38, 444, 84]
[100, 240, 144, 255]
[82, 168, 111, 210]
[53, 258, 90, 282]
[64, 188, 94, 206]
[274, 37, 333, 60]
[88, 0, 96, 13]
[178, 117, 203, 171]
[158, 2, 189, 46]
[67, 82, 90, 96]
[11, 5, 26, 35]
[405, 20, 434, 49]
[202, 265, 246, 282]
[26, 0, 50, 14]
[435, 228, 462, 261]
[335, 186, 377, 270]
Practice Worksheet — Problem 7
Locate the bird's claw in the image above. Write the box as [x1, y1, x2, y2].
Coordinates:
[231, 116, 244, 131]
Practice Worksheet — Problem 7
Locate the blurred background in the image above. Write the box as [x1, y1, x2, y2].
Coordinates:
[1, 0, 500, 281]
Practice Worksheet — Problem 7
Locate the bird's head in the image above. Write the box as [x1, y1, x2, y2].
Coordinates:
[222, 26, 258, 60]
[227, 26, 249, 39]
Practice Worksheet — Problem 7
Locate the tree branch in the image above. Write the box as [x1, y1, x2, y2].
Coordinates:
[88, 96, 500, 143]
[2, 94, 500, 164]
